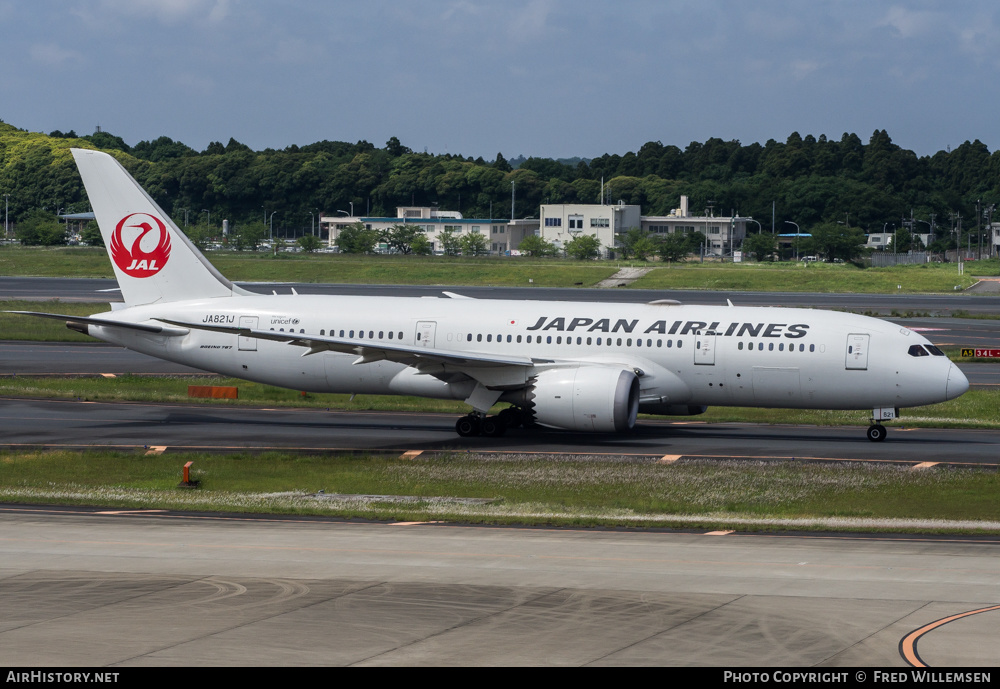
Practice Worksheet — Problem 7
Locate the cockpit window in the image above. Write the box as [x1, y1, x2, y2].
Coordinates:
[908, 344, 930, 357]
[924, 345, 946, 356]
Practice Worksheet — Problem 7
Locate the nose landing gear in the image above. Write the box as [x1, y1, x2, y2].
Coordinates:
[866, 423, 887, 442]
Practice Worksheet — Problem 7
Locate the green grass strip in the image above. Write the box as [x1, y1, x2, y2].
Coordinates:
[3, 450, 1000, 532]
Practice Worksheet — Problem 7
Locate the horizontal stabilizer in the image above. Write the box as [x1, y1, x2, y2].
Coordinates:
[9, 311, 189, 336]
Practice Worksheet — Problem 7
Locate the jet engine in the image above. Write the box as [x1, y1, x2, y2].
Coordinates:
[503, 367, 640, 432]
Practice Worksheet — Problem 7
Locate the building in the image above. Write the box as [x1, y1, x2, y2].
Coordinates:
[641, 196, 749, 257]
[320, 207, 512, 254]
[539, 203, 642, 257]
[539, 196, 748, 258]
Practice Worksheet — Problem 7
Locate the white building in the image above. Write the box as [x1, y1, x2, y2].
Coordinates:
[539, 203, 642, 258]
[539, 196, 748, 258]
[320, 207, 512, 254]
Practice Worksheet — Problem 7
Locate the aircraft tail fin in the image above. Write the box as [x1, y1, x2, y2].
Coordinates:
[72, 148, 249, 306]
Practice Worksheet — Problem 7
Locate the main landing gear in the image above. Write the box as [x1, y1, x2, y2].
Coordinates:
[455, 407, 526, 438]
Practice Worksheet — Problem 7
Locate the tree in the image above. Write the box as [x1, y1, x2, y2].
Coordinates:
[564, 234, 602, 260]
[16, 210, 65, 246]
[459, 231, 489, 256]
[657, 233, 691, 263]
[809, 222, 867, 262]
[439, 226, 461, 256]
[517, 234, 557, 257]
[741, 232, 777, 262]
[80, 220, 103, 247]
[381, 224, 420, 254]
[409, 233, 433, 255]
[337, 222, 379, 254]
[232, 224, 266, 251]
[619, 227, 659, 260]
[298, 234, 323, 252]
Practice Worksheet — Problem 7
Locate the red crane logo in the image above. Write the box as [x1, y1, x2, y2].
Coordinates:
[110, 213, 171, 278]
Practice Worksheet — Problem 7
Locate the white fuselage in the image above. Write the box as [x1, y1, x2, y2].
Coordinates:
[88, 294, 968, 412]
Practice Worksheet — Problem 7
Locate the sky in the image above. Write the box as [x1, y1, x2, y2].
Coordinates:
[3, 0, 1000, 160]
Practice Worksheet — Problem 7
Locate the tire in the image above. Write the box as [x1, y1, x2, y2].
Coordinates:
[456, 416, 481, 437]
[481, 416, 507, 437]
[866, 424, 887, 442]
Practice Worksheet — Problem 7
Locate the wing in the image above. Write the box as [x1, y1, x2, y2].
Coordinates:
[155, 318, 541, 368]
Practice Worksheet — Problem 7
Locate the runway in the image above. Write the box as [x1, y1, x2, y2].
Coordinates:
[4, 275, 1000, 315]
[2, 397, 997, 465]
[1, 504, 998, 666]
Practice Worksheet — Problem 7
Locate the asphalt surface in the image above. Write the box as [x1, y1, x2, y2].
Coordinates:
[2, 505, 998, 666]
[4, 274, 1000, 314]
[3, 276, 1000, 666]
[1, 397, 997, 465]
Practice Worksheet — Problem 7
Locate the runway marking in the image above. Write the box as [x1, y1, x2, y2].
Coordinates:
[390, 521, 445, 526]
[93, 509, 168, 515]
[145, 446, 167, 455]
[900, 604, 1000, 667]
[100, 373, 116, 378]
[400, 450, 423, 460]
[912, 462, 938, 470]
[658, 454, 681, 464]
[704, 531, 734, 536]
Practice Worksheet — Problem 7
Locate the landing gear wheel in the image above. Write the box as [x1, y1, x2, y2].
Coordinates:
[497, 407, 523, 429]
[480, 416, 507, 437]
[866, 424, 887, 442]
[456, 415, 481, 437]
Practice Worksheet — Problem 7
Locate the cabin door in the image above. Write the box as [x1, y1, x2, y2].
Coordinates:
[694, 331, 716, 365]
[846, 333, 869, 370]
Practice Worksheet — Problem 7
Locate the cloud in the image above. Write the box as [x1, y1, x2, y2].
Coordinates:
[94, 0, 232, 25]
[29, 43, 83, 67]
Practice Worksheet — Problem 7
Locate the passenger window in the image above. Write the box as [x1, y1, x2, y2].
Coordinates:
[738, 342, 743, 350]
[477, 334, 482, 342]
[379, 331, 384, 339]
[547, 336, 552, 344]
[556, 336, 562, 344]
[809, 344, 815, 352]
[507, 335, 512, 343]
[768, 343, 774, 351]
[487, 334, 492, 342]
[517, 335, 522, 343]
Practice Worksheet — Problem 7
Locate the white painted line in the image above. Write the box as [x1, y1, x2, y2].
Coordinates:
[704, 530, 735, 536]
[390, 521, 444, 526]
[94, 510, 167, 515]
[101, 373, 116, 378]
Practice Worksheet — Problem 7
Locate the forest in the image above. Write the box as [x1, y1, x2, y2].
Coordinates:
[2, 120, 999, 252]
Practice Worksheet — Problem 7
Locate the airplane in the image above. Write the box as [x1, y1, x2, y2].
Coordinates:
[13, 148, 969, 442]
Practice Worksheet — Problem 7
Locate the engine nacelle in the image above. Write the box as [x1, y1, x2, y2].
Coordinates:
[509, 367, 640, 432]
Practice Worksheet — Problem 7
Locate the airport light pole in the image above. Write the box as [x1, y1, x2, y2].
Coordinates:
[784, 221, 800, 260]
[3, 194, 8, 239]
[269, 211, 277, 242]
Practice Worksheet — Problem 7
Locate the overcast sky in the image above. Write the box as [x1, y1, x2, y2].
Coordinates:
[3, 0, 999, 160]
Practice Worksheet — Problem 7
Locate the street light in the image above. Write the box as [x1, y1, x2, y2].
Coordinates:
[269, 211, 277, 241]
[747, 218, 762, 233]
[3, 194, 8, 239]
[178, 208, 189, 226]
[784, 221, 800, 260]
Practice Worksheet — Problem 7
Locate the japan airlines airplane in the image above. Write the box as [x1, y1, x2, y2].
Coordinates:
[16, 149, 969, 441]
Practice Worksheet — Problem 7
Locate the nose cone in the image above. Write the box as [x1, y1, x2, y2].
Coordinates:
[946, 363, 970, 400]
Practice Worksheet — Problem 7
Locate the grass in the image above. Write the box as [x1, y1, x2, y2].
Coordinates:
[0, 300, 108, 341]
[634, 260, 986, 293]
[0, 374, 997, 428]
[4, 245, 1000, 293]
[2, 450, 1000, 531]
